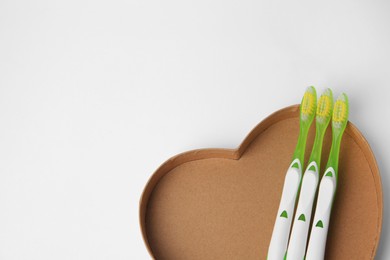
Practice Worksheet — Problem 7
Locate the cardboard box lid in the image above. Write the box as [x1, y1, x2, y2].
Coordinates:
[139, 105, 382, 259]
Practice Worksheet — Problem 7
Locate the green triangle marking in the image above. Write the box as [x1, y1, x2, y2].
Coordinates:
[308, 165, 316, 171]
[291, 162, 299, 169]
[325, 171, 333, 177]
[298, 214, 306, 222]
[316, 220, 324, 228]
[280, 210, 288, 218]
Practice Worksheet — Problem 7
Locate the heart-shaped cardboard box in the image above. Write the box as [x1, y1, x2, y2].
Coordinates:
[139, 105, 382, 259]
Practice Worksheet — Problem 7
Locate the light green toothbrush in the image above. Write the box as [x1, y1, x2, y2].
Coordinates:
[267, 87, 317, 260]
[305, 93, 349, 260]
[286, 89, 333, 260]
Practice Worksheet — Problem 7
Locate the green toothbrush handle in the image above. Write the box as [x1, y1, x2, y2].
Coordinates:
[305, 167, 336, 260]
[267, 159, 303, 260]
[286, 161, 320, 260]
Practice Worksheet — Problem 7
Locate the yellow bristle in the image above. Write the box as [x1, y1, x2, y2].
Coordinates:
[301, 92, 315, 116]
[317, 95, 331, 118]
[333, 100, 347, 123]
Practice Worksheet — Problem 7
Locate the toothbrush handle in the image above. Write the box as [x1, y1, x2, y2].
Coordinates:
[286, 162, 319, 260]
[267, 160, 302, 260]
[305, 167, 336, 260]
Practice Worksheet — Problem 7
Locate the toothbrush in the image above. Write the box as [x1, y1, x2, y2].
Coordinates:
[267, 87, 317, 260]
[305, 93, 349, 260]
[286, 89, 333, 260]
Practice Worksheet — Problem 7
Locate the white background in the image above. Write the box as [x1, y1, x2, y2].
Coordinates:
[0, 0, 389, 259]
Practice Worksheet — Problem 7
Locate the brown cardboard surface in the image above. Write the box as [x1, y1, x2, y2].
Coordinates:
[139, 105, 382, 259]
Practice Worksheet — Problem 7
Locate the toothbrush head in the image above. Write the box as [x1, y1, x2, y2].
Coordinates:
[333, 93, 349, 131]
[300, 86, 317, 123]
[316, 88, 333, 125]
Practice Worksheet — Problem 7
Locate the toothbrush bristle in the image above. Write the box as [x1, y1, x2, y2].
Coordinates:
[301, 87, 316, 120]
[333, 93, 349, 127]
[317, 88, 333, 120]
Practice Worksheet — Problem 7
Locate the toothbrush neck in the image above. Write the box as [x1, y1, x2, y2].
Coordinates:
[292, 125, 310, 165]
[326, 132, 343, 177]
[308, 126, 326, 169]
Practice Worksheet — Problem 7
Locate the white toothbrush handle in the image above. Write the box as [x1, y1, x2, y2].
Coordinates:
[286, 162, 319, 260]
[268, 159, 302, 260]
[305, 167, 336, 260]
